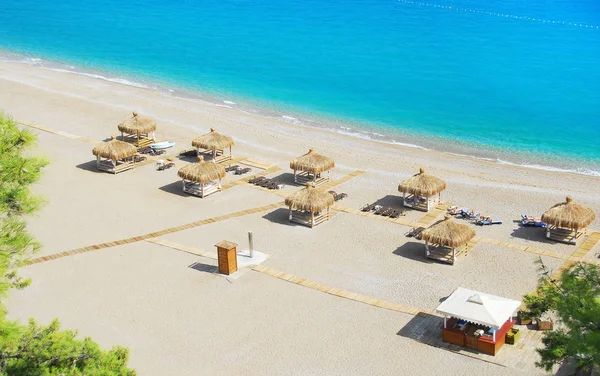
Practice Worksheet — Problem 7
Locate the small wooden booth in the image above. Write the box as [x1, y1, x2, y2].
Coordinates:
[421, 215, 476, 265]
[284, 183, 334, 228]
[117, 111, 157, 148]
[192, 128, 234, 163]
[541, 196, 595, 245]
[177, 158, 226, 198]
[436, 287, 521, 356]
[91, 136, 138, 174]
[290, 148, 335, 187]
[215, 241, 237, 275]
[398, 168, 446, 212]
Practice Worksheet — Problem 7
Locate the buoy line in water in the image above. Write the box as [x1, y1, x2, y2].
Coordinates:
[397, 0, 600, 30]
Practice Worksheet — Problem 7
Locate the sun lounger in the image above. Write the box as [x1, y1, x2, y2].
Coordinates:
[374, 205, 386, 215]
[225, 165, 240, 172]
[406, 227, 424, 238]
[248, 176, 266, 184]
[522, 220, 547, 227]
[361, 203, 375, 212]
[234, 167, 252, 175]
[381, 207, 394, 216]
[477, 218, 503, 225]
[329, 191, 347, 201]
[257, 179, 273, 187]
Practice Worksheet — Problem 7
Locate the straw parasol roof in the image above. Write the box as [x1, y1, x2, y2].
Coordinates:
[290, 148, 335, 174]
[285, 183, 335, 213]
[178, 158, 226, 184]
[117, 112, 157, 135]
[541, 196, 595, 230]
[421, 215, 476, 248]
[192, 128, 234, 150]
[92, 136, 137, 160]
[398, 168, 446, 197]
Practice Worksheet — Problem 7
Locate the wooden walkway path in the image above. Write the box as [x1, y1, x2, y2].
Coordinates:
[25, 202, 284, 266]
[252, 265, 428, 316]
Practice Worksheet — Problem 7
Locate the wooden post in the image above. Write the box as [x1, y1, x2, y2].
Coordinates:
[427, 197, 430, 211]
[425, 241, 430, 257]
[289, 208, 293, 221]
[230, 146, 232, 161]
[444, 317, 447, 329]
[327, 207, 330, 221]
[218, 178, 222, 191]
[294, 169, 297, 183]
[137, 132, 140, 147]
[311, 211, 315, 228]
[201, 183, 204, 198]
[452, 247, 456, 265]
[182, 180, 186, 193]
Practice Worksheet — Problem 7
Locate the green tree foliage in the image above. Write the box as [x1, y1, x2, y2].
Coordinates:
[0, 113, 135, 375]
[0, 113, 48, 299]
[528, 259, 600, 374]
[0, 319, 134, 375]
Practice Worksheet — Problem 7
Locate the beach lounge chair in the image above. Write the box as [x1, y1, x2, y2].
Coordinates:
[476, 218, 503, 226]
[381, 207, 394, 216]
[225, 165, 240, 172]
[248, 176, 266, 184]
[257, 179, 273, 187]
[361, 203, 375, 212]
[235, 167, 252, 175]
[406, 227, 424, 239]
[374, 205, 386, 215]
[460, 209, 480, 219]
[522, 219, 547, 227]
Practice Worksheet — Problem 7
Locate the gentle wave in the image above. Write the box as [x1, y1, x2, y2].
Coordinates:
[3, 52, 600, 178]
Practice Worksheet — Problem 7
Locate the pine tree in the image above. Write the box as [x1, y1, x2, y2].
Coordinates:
[0, 113, 135, 375]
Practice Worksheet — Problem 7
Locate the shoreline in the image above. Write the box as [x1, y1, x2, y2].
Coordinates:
[1, 49, 599, 178]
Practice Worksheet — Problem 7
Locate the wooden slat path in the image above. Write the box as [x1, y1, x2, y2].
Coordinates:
[416, 202, 453, 226]
[146, 237, 217, 259]
[18, 120, 97, 144]
[238, 158, 274, 170]
[319, 170, 365, 190]
[252, 264, 430, 316]
[24, 202, 284, 266]
[571, 231, 600, 259]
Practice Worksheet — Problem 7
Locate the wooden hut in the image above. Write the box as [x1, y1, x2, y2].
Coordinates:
[541, 196, 595, 244]
[290, 148, 335, 186]
[421, 215, 476, 265]
[284, 183, 335, 228]
[177, 158, 226, 198]
[117, 112, 157, 148]
[92, 136, 138, 174]
[192, 128, 234, 163]
[398, 168, 446, 212]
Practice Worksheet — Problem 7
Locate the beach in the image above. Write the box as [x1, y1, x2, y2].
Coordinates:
[2, 61, 599, 375]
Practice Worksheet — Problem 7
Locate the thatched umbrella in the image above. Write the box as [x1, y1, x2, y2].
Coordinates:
[421, 215, 476, 264]
[398, 168, 446, 211]
[117, 112, 157, 145]
[284, 183, 335, 227]
[177, 158, 226, 198]
[192, 128, 234, 162]
[290, 148, 335, 185]
[92, 136, 138, 174]
[541, 196, 595, 231]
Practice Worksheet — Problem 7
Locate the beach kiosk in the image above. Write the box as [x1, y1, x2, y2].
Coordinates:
[398, 168, 446, 212]
[117, 112, 156, 148]
[421, 215, 475, 265]
[284, 183, 334, 228]
[290, 148, 335, 186]
[541, 196, 595, 245]
[177, 158, 226, 198]
[192, 128, 234, 164]
[92, 136, 138, 174]
[436, 287, 521, 356]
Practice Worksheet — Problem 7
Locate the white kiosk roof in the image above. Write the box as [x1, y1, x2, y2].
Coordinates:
[435, 287, 521, 329]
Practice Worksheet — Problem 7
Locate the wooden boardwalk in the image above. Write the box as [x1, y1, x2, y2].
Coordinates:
[25, 202, 284, 266]
[252, 265, 429, 316]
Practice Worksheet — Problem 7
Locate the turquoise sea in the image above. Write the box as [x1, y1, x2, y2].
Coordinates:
[1, 0, 599, 175]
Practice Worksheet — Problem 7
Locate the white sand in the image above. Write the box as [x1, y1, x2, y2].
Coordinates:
[2, 61, 598, 375]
